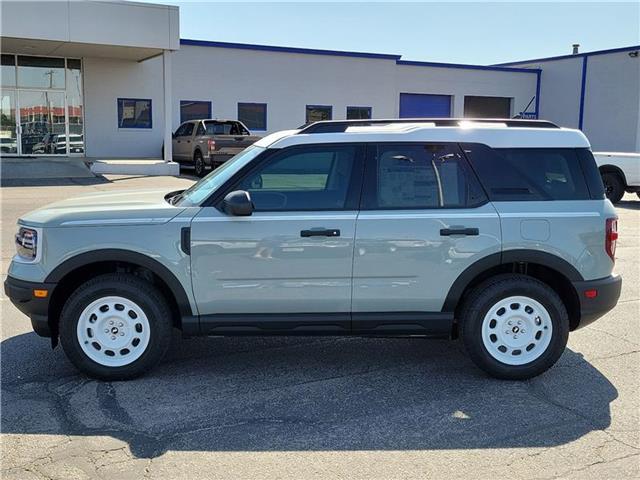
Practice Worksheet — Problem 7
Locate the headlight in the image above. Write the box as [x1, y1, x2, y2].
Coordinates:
[15, 226, 39, 261]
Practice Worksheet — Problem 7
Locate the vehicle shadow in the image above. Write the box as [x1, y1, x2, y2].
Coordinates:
[616, 199, 640, 210]
[1, 331, 616, 459]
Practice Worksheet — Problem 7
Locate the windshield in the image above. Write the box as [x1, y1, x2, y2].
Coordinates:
[176, 145, 266, 206]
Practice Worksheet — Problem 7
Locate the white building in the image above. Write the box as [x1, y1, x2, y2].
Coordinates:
[0, 0, 638, 162]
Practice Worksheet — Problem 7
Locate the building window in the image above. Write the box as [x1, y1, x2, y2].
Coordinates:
[17, 56, 65, 89]
[117, 98, 152, 129]
[346, 106, 372, 120]
[464, 96, 512, 118]
[306, 105, 332, 124]
[180, 100, 211, 123]
[1, 54, 16, 87]
[238, 102, 267, 131]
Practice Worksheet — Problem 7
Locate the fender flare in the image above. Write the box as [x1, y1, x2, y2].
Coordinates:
[442, 250, 583, 312]
[45, 249, 193, 317]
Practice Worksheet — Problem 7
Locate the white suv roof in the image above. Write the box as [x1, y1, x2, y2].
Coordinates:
[256, 120, 590, 150]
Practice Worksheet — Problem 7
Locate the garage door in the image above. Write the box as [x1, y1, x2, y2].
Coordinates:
[464, 96, 512, 118]
[399, 93, 452, 118]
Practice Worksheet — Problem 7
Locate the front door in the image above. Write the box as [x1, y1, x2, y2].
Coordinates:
[172, 122, 194, 161]
[352, 143, 501, 333]
[18, 90, 66, 155]
[190, 143, 365, 334]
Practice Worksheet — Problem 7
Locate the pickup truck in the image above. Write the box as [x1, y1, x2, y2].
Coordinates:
[165, 119, 261, 177]
[595, 152, 640, 203]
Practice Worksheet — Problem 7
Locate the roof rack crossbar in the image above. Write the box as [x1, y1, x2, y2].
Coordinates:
[298, 118, 559, 134]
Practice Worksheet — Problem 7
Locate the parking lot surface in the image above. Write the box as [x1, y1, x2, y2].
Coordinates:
[1, 175, 638, 479]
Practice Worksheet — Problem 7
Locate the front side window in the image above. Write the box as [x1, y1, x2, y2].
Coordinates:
[235, 145, 359, 211]
[180, 100, 211, 123]
[346, 106, 372, 120]
[363, 143, 486, 209]
[174, 122, 193, 137]
[117, 98, 152, 129]
[238, 103, 267, 131]
[306, 105, 332, 124]
[461, 144, 591, 201]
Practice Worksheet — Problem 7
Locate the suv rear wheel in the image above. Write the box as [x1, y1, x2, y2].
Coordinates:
[60, 273, 173, 380]
[460, 274, 569, 380]
[601, 172, 625, 203]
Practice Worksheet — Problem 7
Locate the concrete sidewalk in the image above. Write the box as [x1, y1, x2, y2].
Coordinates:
[0, 156, 95, 180]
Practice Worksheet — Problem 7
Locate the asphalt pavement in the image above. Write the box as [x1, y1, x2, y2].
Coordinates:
[1, 175, 638, 479]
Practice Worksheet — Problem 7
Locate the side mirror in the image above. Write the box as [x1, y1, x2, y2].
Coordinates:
[172, 131, 177, 138]
[223, 190, 253, 216]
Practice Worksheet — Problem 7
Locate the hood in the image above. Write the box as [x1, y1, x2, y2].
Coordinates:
[19, 189, 187, 228]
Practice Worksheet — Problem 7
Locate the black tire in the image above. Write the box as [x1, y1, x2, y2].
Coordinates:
[194, 151, 206, 177]
[601, 172, 625, 203]
[60, 273, 173, 380]
[459, 274, 569, 380]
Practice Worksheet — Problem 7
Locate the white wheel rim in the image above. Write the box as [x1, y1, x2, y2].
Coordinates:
[481, 295, 553, 366]
[76, 296, 151, 367]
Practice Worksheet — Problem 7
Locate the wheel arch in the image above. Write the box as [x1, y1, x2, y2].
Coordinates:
[599, 164, 627, 187]
[45, 249, 194, 339]
[444, 250, 583, 332]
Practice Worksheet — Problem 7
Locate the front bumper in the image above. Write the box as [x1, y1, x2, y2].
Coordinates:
[572, 274, 622, 329]
[4, 276, 56, 337]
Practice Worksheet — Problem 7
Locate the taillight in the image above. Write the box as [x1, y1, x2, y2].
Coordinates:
[605, 217, 618, 262]
[207, 139, 215, 153]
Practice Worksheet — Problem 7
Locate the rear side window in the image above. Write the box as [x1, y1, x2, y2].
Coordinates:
[461, 144, 591, 201]
[363, 143, 487, 209]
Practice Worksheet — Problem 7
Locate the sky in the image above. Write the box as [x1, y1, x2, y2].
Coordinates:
[142, 1, 640, 65]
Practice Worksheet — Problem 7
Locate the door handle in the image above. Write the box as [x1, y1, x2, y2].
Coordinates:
[440, 227, 479, 236]
[300, 228, 341, 237]
[234, 137, 244, 141]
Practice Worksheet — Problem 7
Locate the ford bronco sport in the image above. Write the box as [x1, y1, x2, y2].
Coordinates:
[5, 118, 622, 380]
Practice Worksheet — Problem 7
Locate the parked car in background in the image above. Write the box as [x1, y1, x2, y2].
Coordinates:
[0, 137, 17, 154]
[594, 152, 640, 203]
[163, 119, 261, 177]
[5, 119, 621, 380]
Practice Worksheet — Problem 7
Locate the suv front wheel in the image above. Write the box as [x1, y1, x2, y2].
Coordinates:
[460, 274, 569, 380]
[60, 273, 173, 380]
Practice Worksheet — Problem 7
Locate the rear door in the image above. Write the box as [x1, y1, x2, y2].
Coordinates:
[352, 142, 501, 333]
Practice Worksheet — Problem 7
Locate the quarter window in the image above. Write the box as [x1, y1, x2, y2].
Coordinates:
[306, 105, 332, 123]
[461, 144, 591, 201]
[238, 103, 267, 131]
[235, 145, 359, 211]
[364, 143, 486, 209]
[117, 98, 152, 129]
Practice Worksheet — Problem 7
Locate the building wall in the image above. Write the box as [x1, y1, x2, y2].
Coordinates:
[170, 44, 399, 133]
[515, 58, 583, 128]
[83, 56, 164, 157]
[582, 51, 640, 152]
[171, 44, 538, 135]
[395, 64, 538, 118]
[507, 50, 640, 152]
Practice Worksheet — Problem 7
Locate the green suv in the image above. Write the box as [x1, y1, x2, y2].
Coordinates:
[5, 119, 622, 380]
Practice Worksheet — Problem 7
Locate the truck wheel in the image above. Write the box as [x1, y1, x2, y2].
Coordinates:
[459, 274, 569, 380]
[194, 151, 206, 177]
[60, 273, 173, 380]
[601, 172, 625, 203]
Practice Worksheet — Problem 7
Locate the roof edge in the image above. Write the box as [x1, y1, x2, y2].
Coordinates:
[494, 44, 640, 66]
[397, 59, 539, 73]
[179, 38, 402, 60]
